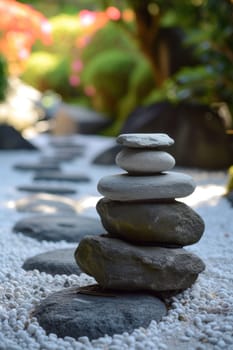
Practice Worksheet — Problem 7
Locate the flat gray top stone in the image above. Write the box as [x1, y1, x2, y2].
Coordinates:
[98, 171, 195, 201]
[13, 214, 105, 242]
[22, 248, 81, 275]
[117, 133, 174, 148]
[17, 184, 77, 195]
[34, 285, 166, 340]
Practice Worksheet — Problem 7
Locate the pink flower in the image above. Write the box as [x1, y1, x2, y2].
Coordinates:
[84, 85, 96, 97]
[106, 7, 121, 21]
[69, 75, 80, 87]
[72, 60, 83, 72]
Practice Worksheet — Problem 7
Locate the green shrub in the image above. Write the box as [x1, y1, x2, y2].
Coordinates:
[22, 52, 60, 91]
[82, 49, 138, 117]
[22, 51, 79, 98]
[81, 21, 137, 65]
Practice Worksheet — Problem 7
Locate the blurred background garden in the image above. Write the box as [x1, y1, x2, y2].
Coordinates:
[0, 0, 233, 169]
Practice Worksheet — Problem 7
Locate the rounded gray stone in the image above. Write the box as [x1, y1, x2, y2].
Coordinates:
[13, 214, 105, 242]
[96, 198, 205, 246]
[33, 285, 167, 340]
[17, 184, 77, 195]
[22, 248, 81, 275]
[75, 235, 205, 292]
[33, 171, 90, 183]
[97, 172, 195, 201]
[117, 133, 174, 148]
[116, 148, 175, 174]
[14, 193, 78, 214]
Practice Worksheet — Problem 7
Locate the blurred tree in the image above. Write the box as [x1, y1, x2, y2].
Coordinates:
[0, 0, 52, 76]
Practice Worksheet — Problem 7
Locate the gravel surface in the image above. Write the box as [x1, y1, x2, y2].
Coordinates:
[0, 134, 232, 350]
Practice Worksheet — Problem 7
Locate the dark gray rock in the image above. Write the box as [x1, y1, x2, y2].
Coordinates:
[14, 193, 78, 214]
[121, 102, 233, 169]
[0, 123, 37, 150]
[92, 102, 233, 169]
[23, 248, 81, 275]
[33, 285, 167, 339]
[14, 163, 60, 172]
[33, 171, 90, 183]
[13, 214, 105, 242]
[17, 184, 76, 195]
[96, 198, 205, 246]
[75, 235, 205, 292]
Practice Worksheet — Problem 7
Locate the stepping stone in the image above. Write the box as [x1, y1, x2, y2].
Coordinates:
[49, 139, 85, 148]
[23, 248, 81, 275]
[75, 235, 205, 292]
[33, 171, 90, 183]
[13, 163, 60, 172]
[116, 149, 175, 174]
[96, 198, 205, 246]
[14, 194, 78, 214]
[98, 172, 195, 201]
[13, 214, 105, 242]
[117, 133, 174, 148]
[33, 285, 166, 340]
[17, 184, 77, 195]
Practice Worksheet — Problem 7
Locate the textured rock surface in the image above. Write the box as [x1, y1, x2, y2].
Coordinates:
[17, 184, 77, 195]
[98, 172, 195, 201]
[117, 133, 174, 148]
[96, 198, 205, 246]
[13, 214, 105, 242]
[34, 286, 167, 340]
[75, 235, 205, 291]
[116, 148, 175, 174]
[23, 248, 81, 275]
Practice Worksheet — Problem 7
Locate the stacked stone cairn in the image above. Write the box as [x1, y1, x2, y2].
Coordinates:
[75, 133, 205, 294]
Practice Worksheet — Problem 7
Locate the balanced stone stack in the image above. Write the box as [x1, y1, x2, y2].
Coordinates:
[75, 133, 205, 293]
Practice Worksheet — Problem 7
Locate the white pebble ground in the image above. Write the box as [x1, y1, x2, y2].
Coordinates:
[0, 134, 233, 350]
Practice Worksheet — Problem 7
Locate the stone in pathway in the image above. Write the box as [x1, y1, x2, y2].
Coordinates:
[17, 184, 77, 195]
[13, 162, 60, 172]
[13, 214, 105, 242]
[14, 193, 78, 214]
[33, 285, 166, 340]
[23, 248, 81, 275]
[33, 171, 90, 183]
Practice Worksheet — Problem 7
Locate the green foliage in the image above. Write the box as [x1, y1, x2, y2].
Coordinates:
[21, 52, 77, 98]
[0, 55, 8, 101]
[81, 21, 137, 65]
[82, 49, 138, 117]
[141, 0, 233, 115]
[118, 58, 155, 119]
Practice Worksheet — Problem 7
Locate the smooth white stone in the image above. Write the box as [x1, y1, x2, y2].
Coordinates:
[117, 133, 174, 148]
[115, 148, 175, 174]
[97, 171, 195, 201]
